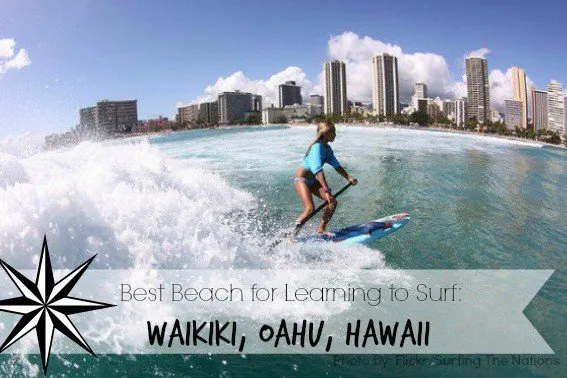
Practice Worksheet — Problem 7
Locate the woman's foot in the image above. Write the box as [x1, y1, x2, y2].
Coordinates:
[317, 229, 336, 237]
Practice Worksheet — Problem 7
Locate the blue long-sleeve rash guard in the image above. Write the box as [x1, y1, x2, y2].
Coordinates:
[302, 142, 341, 175]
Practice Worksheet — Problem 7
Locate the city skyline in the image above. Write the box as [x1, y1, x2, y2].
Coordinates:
[1, 1, 567, 137]
[71, 51, 565, 136]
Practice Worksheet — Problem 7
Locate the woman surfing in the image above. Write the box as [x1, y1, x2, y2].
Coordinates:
[294, 120, 358, 236]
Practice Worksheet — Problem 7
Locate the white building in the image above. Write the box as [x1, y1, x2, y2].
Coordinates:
[350, 102, 370, 115]
[310, 94, 324, 107]
[455, 98, 467, 127]
[505, 99, 523, 130]
[262, 104, 322, 124]
[491, 109, 503, 123]
[547, 80, 565, 135]
[283, 104, 313, 121]
[412, 83, 428, 108]
[262, 107, 286, 124]
[442, 100, 456, 120]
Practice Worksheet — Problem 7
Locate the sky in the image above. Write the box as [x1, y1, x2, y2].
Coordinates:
[0, 0, 566, 137]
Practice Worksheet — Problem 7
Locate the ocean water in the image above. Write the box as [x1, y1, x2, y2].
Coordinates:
[0, 125, 565, 376]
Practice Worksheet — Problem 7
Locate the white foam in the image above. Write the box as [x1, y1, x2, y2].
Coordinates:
[0, 131, 47, 158]
[0, 139, 259, 269]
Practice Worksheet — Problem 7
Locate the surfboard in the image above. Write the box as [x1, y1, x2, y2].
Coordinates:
[295, 213, 410, 245]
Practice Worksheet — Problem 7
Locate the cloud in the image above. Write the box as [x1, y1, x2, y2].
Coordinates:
[466, 48, 491, 59]
[179, 66, 314, 108]
[0, 38, 31, 75]
[326, 33, 534, 112]
[0, 38, 16, 58]
[326, 32, 461, 103]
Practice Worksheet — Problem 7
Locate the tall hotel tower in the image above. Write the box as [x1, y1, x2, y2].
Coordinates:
[531, 88, 548, 131]
[465, 57, 491, 123]
[323, 60, 347, 115]
[372, 53, 400, 116]
[511, 67, 528, 129]
[547, 80, 565, 135]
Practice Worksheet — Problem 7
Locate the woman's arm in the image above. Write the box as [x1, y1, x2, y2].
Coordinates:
[315, 171, 335, 203]
[335, 166, 358, 185]
[316, 171, 331, 191]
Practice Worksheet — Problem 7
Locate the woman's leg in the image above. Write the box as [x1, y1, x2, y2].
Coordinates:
[311, 183, 338, 235]
[295, 180, 315, 223]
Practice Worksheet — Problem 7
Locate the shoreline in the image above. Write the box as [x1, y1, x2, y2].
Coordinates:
[42, 123, 566, 152]
[256, 122, 567, 150]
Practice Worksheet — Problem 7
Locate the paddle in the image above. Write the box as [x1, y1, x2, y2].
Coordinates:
[292, 181, 353, 237]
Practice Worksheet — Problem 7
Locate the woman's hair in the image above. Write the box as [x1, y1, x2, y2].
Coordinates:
[305, 120, 335, 156]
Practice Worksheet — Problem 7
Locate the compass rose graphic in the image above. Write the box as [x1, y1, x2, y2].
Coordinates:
[0, 236, 115, 374]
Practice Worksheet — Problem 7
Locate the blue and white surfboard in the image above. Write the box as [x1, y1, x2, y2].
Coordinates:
[296, 213, 410, 245]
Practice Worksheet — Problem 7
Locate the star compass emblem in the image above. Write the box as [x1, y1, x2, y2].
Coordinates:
[0, 235, 115, 374]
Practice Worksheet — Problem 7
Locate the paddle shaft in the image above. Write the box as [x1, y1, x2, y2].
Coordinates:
[293, 181, 353, 237]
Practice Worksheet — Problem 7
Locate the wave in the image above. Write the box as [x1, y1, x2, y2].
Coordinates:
[0, 137, 386, 271]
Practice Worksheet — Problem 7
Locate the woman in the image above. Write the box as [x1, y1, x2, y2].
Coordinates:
[294, 120, 357, 236]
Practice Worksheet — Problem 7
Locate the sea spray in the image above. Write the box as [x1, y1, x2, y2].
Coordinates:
[0, 139, 260, 270]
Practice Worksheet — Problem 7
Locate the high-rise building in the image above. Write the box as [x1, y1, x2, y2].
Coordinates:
[79, 99, 138, 134]
[412, 83, 428, 109]
[199, 101, 219, 125]
[531, 88, 548, 131]
[511, 67, 528, 129]
[427, 103, 441, 122]
[178, 104, 200, 124]
[178, 101, 219, 128]
[442, 101, 456, 120]
[505, 99, 523, 130]
[547, 80, 565, 135]
[79, 107, 97, 131]
[218, 91, 262, 125]
[417, 99, 428, 114]
[204, 101, 219, 125]
[310, 94, 324, 107]
[414, 83, 428, 100]
[372, 54, 400, 116]
[455, 98, 467, 128]
[465, 57, 490, 123]
[565, 97, 567, 133]
[310, 94, 324, 115]
[278, 81, 302, 107]
[323, 60, 347, 115]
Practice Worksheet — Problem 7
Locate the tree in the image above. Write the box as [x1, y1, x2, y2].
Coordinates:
[466, 117, 478, 131]
[409, 111, 429, 126]
[537, 129, 562, 144]
[245, 113, 262, 125]
[548, 132, 561, 145]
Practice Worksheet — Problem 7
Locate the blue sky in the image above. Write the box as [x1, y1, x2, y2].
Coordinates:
[1, 0, 566, 137]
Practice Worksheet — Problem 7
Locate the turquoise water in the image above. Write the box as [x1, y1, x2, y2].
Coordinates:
[0, 125, 565, 376]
